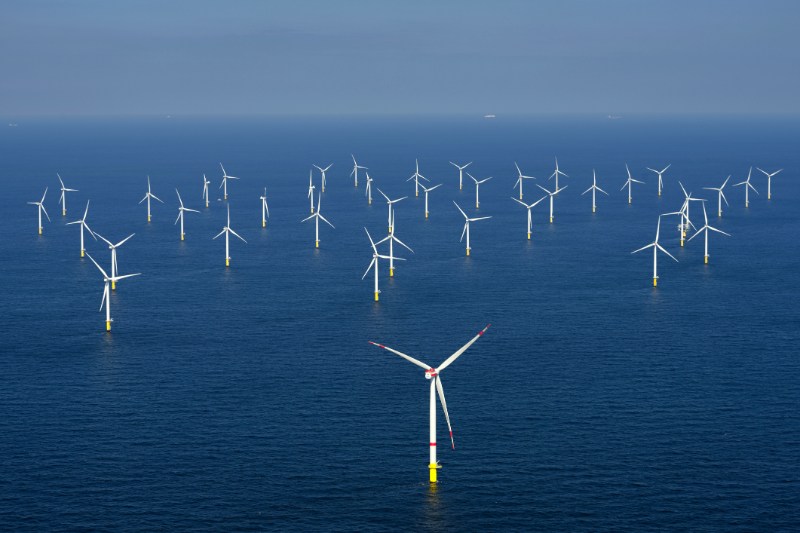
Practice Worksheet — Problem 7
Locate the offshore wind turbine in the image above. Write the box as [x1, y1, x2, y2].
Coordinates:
[677, 182, 703, 247]
[95, 232, 135, 290]
[513, 162, 536, 200]
[362, 227, 402, 301]
[301, 192, 334, 248]
[307, 170, 316, 213]
[314, 163, 333, 193]
[582, 169, 608, 213]
[368, 324, 491, 483]
[535, 183, 568, 223]
[175, 189, 200, 241]
[260, 187, 270, 228]
[350, 155, 367, 187]
[620, 164, 645, 204]
[420, 183, 442, 219]
[646, 164, 670, 196]
[365, 172, 374, 204]
[378, 188, 407, 233]
[756, 167, 782, 200]
[28, 187, 50, 235]
[549, 157, 568, 189]
[85, 252, 140, 332]
[454, 201, 491, 256]
[703, 176, 730, 217]
[377, 211, 413, 277]
[511, 195, 547, 239]
[219, 163, 239, 200]
[213, 204, 246, 267]
[407, 159, 429, 197]
[139, 176, 163, 222]
[202, 174, 211, 207]
[57, 174, 78, 216]
[733, 167, 758, 208]
[66, 200, 96, 257]
[467, 173, 492, 209]
[449, 161, 472, 190]
[687, 202, 730, 264]
[631, 213, 680, 287]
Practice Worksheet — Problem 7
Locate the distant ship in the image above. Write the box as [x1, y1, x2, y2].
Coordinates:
[607, 114, 622, 120]
[8, 123, 18, 127]
[484, 114, 496, 119]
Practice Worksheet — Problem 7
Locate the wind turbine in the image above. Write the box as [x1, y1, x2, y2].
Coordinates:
[467, 173, 492, 209]
[756, 167, 782, 200]
[202, 174, 211, 208]
[28, 187, 50, 235]
[66, 199, 96, 257]
[365, 172, 374, 205]
[301, 192, 334, 248]
[362, 228, 402, 301]
[219, 163, 239, 200]
[376, 211, 413, 277]
[582, 169, 608, 213]
[213, 204, 246, 267]
[449, 161, 471, 190]
[677, 182, 703, 247]
[646, 164, 670, 196]
[378, 189, 407, 233]
[620, 164, 645, 204]
[314, 163, 333, 193]
[535, 183, 568, 223]
[350, 155, 367, 187]
[407, 159, 429, 197]
[631, 213, 680, 287]
[368, 324, 491, 483]
[420, 183, 442, 219]
[139, 176, 163, 222]
[454, 201, 491, 256]
[549, 157, 568, 189]
[511, 196, 547, 240]
[57, 174, 78, 216]
[702, 176, 730, 217]
[175, 189, 200, 241]
[733, 167, 758, 208]
[260, 187, 270, 228]
[95, 232, 135, 290]
[307, 170, 316, 213]
[85, 252, 140, 332]
[513, 162, 536, 200]
[687, 202, 730, 264]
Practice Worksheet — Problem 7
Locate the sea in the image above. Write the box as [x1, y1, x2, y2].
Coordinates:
[1, 115, 799, 531]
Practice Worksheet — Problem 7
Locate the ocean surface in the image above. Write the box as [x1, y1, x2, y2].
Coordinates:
[1, 115, 799, 531]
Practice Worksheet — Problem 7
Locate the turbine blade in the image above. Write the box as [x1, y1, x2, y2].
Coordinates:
[368, 341, 432, 371]
[437, 324, 491, 372]
[436, 377, 455, 449]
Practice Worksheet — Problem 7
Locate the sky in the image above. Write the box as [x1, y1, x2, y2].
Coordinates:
[1, 0, 798, 116]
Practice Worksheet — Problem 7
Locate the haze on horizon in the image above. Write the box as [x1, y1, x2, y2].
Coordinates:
[1, 0, 798, 117]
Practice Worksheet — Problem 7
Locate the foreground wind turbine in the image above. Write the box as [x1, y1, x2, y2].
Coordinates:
[96, 232, 135, 290]
[407, 159, 429, 197]
[378, 188, 407, 233]
[535, 183, 568, 223]
[512, 196, 547, 239]
[213, 204, 246, 267]
[57, 174, 78, 216]
[219, 163, 239, 200]
[454, 201, 491, 256]
[362, 228, 402, 301]
[307, 170, 316, 213]
[314, 163, 333, 193]
[85, 252, 140, 332]
[756, 167, 782, 200]
[66, 200, 96, 257]
[646, 164, 670, 196]
[420, 183, 442, 218]
[631, 213, 680, 287]
[449, 161, 472, 190]
[368, 324, 491, 483]
[582, 169, 608, 213]
[513, 162, 536, 200]
[549, 157, 568, 189]
[620, 164, 645, 204]
[467, 173, 492, 208]
[139, 176, 163, 222]
[365, 172, 374, 204]
[733, 167, 758, 208]
[175, 189, 200, 241]
[377, 211, 413, 277]
[202, 174, 211, 208]
[28, 187, 50, 235]
[687, 202, 730, 264]
[260, 187, 270, 228]
[350, 155, 367, 187]
[702, 176, 730, 217]
[301, 192, 334, 248]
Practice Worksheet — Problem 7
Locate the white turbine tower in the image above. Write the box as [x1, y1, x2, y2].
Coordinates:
[28, 187, 50, 235]
[407, 159, 429, 197]
[687, 202, 730, 264]
[57, 174, 78, 216]
[350, 155, 367, 187]
[66, 200, 96, 257]
[219, 163, 239, 200]
[677, 182, 703, 247]
[582, 169, 609, 213]
[631, 212, 680, 287]
[454, 201, 491, 256]
[467, 173, 492, 209]
[376, 211, 413, 277]
[213, 204, 247, 267]
[419, 183, 442, 219]
[549, 157, 569, 190]
[449, 161, 472, 190]
[95, 232, 135, 290]
[756, 167, 782, 200]
[368, 324, 491, 483]
[307, 170, 316, 213]
[301, 192, 334, 248]
[513, 162, 536, 200]
[535, 183, 568, 223]
[365, 172, 374, 205]
[511, 195, 547, 240]
[702, 176, 730, 217]
[202, 174, 211, 208]
[314, 163, 333, 193]
[733, 167, 758, 208]
[260, 187, 270, 228]
[85, 252, 140, 332]
[362, 227, 402, 301]
[620, 164, 645, 204]
[175, 189, 200, 241]
[139, 176, 163, 222]
[646, 164, 670, 196]
[378, 189, 407, 233]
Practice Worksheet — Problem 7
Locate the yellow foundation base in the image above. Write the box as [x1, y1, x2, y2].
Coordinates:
[628, 198, 632, 204]
[768, 194, 771, 200]
[476, 203, 479, 209]
[205, 202, 209, 208]
[745, 202, 749, 208]
[112, 281, 116, 290]
[527, 232, 531, 240]
[549, 217, 553, 223]
[390, 268, 394, 277]
[658, 192, 662, 197]
[311, 208, 314, 214]
[416, 191, 419, 197]
[262, 221, 266, 228]
[62, 209, 66, 216]
[38, 228, 42, 235]
[425, 213, 429, 219]
[718, 212, 722, 217]
[106, 320, 111, 331]
[224, 195, 228, 200]
[315, 240, 319, 248]
[81, 249, 85, 257]
[374, 291, 379, 301]
[148, 215, 151, 222]
[653, 277, 658, 287]
[466, 248, 470, 256]
[181, 234, 185, 241]
[680, 240, 684, 247]
[226, 258, 230, 267]
[368, 199, 372, 205]
[593, 206, 596, 213]
[429, 463, 440, 483]
[704, 256, 709, 264]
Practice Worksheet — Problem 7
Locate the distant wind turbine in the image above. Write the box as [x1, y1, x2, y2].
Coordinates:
[631, 212, 680, 287]
[511, 196, 547, 240]
[702, 176, 730, 217]
[362, 227, 402, 301]
[756, 167, 782, 200]
[549, 157, 568, 189]
[467, 173, 492, 209]
[139, 176, 163, 222]
[365, 172, 374, 204]
[408, 159, 429, 197]
[582, 170, 608, 213]
[260, 187, 270, 228]
[378, 188, 407, 233]
[454, 201, 491, 256]
[733, 167, 758, 208]
[687, 202, 730, 264]
[66, 200, 96, 257]
[57, 174, 78, 216]
[213, 204, 246, 267]
[376, 211, 413, 277]
[307, 170, 316, 213]
[535, 183, 568, 223]
[175, 189, 200, 241]
[646, 164, 670, 196]
[350, 155, 367, 187]
[86, 252, 140, 332]
[620, 164, 645, 204]
[449, 161, 472, 190]
[513, 162, 536, 200]
[219, 163, 239, 200]
[314, 163, 333, 193]
[301, 192, 334, 248]
[419, 183, 442, 219]
[95, 232, 135, 290]
[27, 187, 50, 235]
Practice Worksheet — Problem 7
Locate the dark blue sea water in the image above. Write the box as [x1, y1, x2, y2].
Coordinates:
[1, 115, 799, 531]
